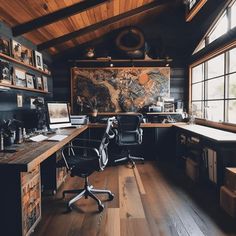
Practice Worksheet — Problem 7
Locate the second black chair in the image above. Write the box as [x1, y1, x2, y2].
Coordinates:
[114, 114, 144, 168]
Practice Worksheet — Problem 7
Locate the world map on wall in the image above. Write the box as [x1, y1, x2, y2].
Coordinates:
[71, 67, 170, 112]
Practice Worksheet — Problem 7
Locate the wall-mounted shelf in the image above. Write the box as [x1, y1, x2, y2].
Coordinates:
[0, 52, 51, 76]
[0, 83, 49, 94]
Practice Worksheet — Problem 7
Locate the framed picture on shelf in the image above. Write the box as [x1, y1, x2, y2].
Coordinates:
[0, 36, 10, 56]
[11, 40, 22, 61]
[14, 67, 26, 87]
[0, 60, 12, 84]
[42, 76, 48, 92]
[34, 51, 43, 70]
[21, 46, 33, 66]
[36, 76, 43, 90]
[25, 73, 35, 89]
[12, 40, 34, 65]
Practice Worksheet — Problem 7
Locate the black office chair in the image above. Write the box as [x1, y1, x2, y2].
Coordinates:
[114, 114, 144, 168]
[58, 117, 115, 212]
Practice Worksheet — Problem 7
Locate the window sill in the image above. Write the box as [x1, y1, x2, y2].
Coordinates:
[195, 118, 236, 133]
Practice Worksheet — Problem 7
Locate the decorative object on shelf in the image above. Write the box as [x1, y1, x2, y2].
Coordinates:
[36, 76, 43, 90]
[0, 36, 10, 56]
[12, 40, 22, 61]
[25, 73, 35, 89]
[85, 48, 95, 58]
[0, 59, 13, 84]
[12, 40, 33, 65]
[17, 94, 23, 107]
[13, 67, 26, 87]
[116, 27, 145, 59]
[42, 75, 48, 92]
[34, 50, 43, 70]
[21, 47, 33, 66]
[43, 63, 51, 75]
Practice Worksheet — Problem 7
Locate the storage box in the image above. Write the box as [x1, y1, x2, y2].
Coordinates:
[225, 168, 236, 193]
[220, 186, 236, 217]
[186, 158, 199, 182]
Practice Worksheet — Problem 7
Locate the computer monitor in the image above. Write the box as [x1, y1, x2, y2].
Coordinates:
[46, 102, 72, 129]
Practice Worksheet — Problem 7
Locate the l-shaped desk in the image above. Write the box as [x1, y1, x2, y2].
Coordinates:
[1, 123, 236, 236]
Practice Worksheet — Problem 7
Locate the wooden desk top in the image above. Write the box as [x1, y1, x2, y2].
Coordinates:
[0, 126, 87, 172]
[88, 122, 179, 128]
[174, 124, 236, 143]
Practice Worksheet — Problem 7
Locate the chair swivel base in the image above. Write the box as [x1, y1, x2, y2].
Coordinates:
[114, 154, 144, 168]
[63, 177, 114, 212]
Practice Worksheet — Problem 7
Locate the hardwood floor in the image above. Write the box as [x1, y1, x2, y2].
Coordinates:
[33, 162, 236, 236]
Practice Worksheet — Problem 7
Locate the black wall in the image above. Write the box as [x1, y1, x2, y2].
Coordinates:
[0, 21, 53, 125]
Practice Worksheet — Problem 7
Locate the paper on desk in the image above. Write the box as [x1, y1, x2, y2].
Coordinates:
[29, 134, 48, 142]
[48, 134, 68, 141]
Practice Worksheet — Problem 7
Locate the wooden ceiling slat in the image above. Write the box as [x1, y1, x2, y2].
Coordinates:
[0, 0, 179, 54]
[113, 0, 120, 16]
[12, 0, 109, 36]
[37, 0, 166, 50]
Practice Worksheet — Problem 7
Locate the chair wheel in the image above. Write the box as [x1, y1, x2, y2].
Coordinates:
[108, 193, 114, 201]
[98, 204, 104, 212]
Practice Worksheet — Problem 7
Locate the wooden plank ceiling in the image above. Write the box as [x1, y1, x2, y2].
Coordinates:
[0, 0, 170, 55]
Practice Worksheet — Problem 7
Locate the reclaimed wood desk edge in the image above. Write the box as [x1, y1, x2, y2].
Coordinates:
[0, 125, 88, 172]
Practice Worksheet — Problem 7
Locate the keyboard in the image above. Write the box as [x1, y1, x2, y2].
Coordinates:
[48, 134, 68, 141]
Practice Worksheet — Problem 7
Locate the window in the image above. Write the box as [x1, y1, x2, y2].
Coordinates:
[189, 0, 197, 10]
[208, 13, 228, 43]
[230, 0, 236, 29]
[193, 0, 236, 54]
[190, 46, 236, 124]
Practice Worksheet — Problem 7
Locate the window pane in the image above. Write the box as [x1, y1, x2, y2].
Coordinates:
[231, 1, 236, 29]
[206, 100, 224, 122]
[207, 54, 224, 78]
[229, 48, 236, 73]
[192, 82, 203, 100]
[192, 102, 203, 118]
[192, 64, 204, 83]
[209, 13, 228, 43]
[228, 73, 236, 98]
[228, 100, 236, 124]
[206, 77, 224, 99]
[193, 40, 205, 54]
[189, 0, 196, 9]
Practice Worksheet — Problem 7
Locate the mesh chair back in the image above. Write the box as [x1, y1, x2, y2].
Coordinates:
[116, 114, 143, 145]
[98, 117, 115, 170]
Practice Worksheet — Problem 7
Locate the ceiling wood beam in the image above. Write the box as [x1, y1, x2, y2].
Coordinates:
[12, 0, 109, 36]
[38, 0, 170, 51]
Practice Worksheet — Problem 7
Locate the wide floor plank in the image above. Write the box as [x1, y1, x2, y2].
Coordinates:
[33, 161, 236, 236]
